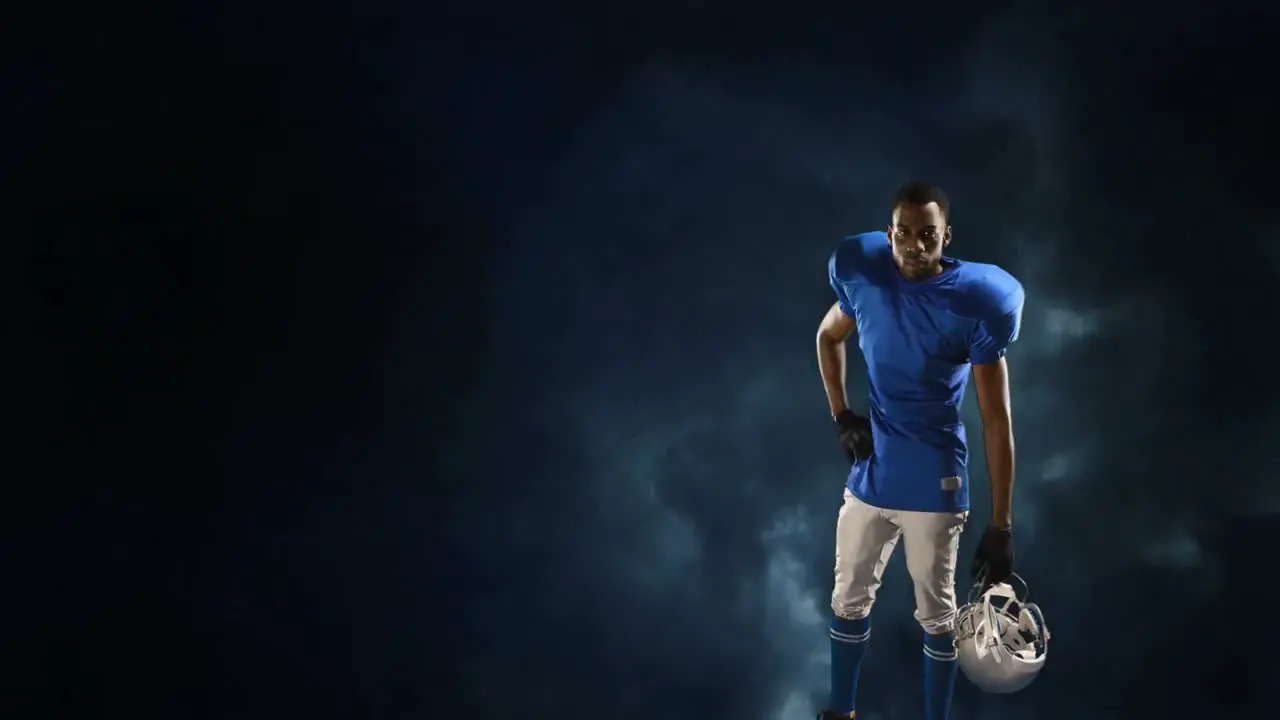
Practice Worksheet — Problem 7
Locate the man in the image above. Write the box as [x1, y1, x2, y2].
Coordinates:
[814, 181, 1024, 720]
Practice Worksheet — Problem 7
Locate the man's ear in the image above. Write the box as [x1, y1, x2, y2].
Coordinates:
[943, 226, 953, 249]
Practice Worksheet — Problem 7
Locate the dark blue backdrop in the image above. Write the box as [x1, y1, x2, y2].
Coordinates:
[17, 1, 1279, 719]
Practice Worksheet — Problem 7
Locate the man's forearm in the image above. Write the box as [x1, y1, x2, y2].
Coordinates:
[983, 419, 1015, 528]
[816, 335, 848, 416]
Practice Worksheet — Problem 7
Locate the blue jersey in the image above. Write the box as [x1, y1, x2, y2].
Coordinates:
[829, 231, 1024, 513]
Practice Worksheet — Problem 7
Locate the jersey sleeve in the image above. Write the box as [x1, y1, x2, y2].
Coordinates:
[828, 247, 856, 317]
[829, 234, 879, 317]
[968, 275, 1025, 365]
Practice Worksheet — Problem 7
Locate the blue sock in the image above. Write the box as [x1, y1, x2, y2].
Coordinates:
[828, 616, 871, 715]
[922, 631, 958, 720]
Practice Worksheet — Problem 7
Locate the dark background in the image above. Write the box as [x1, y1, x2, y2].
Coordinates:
[14, 1, 1280, 718]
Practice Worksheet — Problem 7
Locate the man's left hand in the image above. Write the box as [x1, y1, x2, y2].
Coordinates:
[971, 525, 1014, 587]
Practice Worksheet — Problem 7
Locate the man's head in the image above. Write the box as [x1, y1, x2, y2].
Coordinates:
[888, 181, 952, 281]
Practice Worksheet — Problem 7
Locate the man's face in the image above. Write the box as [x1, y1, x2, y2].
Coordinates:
[888, 202, 951, 280]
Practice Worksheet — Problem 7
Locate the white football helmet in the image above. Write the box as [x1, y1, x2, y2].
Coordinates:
[955, 573, 1050, 694]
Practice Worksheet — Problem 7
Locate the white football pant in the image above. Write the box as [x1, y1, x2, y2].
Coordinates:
[831, 489, 968, 635]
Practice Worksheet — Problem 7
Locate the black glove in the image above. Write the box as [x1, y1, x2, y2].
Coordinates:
[971, 525, 1014, 588]
[833, 409, 874, 465]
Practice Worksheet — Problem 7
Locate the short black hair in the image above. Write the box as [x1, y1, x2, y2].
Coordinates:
[892, 181, 950, 222]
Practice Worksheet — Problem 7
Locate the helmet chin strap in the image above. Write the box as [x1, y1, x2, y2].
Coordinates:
[970, 572, 1034, 665]
[983, 597, 1004, 663]
[970, 572, 1030, 603]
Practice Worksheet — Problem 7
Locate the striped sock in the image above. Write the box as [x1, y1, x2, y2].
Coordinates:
[922, 631, 958, 720]
[828, 616, 871, 715]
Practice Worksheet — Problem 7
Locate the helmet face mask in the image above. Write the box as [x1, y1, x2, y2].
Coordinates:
[955, 574, 1050, 694]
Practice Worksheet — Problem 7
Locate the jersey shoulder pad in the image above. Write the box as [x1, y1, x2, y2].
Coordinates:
[830, 231, 890, 284]
[956, 261, 1024, 320]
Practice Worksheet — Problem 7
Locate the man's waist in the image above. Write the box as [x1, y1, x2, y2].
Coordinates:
[868, 444, 970, 478]
[870, 424, 968, 461]
[871, 414, 966, 439]
[870, 397, 961, 425]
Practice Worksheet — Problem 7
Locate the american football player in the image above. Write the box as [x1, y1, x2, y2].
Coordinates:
[814, 181, 1024, 720]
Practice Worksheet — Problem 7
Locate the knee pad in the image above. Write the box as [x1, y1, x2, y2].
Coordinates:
[919, 612, 957, 636]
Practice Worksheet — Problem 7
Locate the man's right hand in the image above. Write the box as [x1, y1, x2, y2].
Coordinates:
[833, 409, 874, 465]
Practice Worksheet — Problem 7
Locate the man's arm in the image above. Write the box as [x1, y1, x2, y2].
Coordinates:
[972, 358, 1014, 528]
[816, 302, 856, 416]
